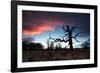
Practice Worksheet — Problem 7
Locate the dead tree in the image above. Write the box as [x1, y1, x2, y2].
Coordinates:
[50, 25, 80, 50]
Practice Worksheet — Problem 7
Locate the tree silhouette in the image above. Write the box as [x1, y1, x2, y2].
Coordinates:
[50, 25, 80, 50]
[81, 39, 90, 49]
[23, 41, 44, 50]
[49, 41, 54, 49]
[58, 42, 62, 49]
[55, 44, 59, 49]
[47, 39, 50, 49]
[55, 42, 62, 49]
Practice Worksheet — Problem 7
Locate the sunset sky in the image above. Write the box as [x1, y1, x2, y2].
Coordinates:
[22, 10, 90, 48]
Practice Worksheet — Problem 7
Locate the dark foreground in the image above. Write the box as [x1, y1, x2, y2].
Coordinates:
[22, 49, 90, 62]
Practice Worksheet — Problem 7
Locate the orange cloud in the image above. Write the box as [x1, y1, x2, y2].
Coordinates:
[23, 24, 54, 36]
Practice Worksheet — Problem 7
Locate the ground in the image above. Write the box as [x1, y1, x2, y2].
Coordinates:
[22, 49, 90, 62]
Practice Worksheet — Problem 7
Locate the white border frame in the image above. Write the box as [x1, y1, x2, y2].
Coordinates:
[17, 5, 94, 68]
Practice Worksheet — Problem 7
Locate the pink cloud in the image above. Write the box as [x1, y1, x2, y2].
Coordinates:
[23, 18, 65, 36]
[23, 24, 54, 36]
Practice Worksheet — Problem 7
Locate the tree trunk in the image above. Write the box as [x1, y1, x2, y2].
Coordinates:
[69, 38, 73, 50]
[67, 25, 73, 50]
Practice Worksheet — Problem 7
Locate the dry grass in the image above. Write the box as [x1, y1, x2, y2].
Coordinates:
[22, 49, 90, 62]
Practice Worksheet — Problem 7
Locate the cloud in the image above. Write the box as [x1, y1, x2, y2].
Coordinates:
[22, 11, 67, 36]
[22, 36, 34, 42]
[23, 18, 65, 36]
[23, 24, 54, 36]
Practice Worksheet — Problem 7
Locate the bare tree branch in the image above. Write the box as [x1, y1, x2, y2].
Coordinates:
[73, 32, 80, 38]
[60, 33, 68, 38]
[73, 37, 79, 42]
[63, 25, 69, 32]
[72, 33, 81, 42]
[63, 24, 66, 31]
[71, 26, 78, 32]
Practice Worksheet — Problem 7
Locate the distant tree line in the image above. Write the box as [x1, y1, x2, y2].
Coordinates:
[81, 39, 90, 49]
[23, 41, 43, 50]
[47, 38, 63, 49]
